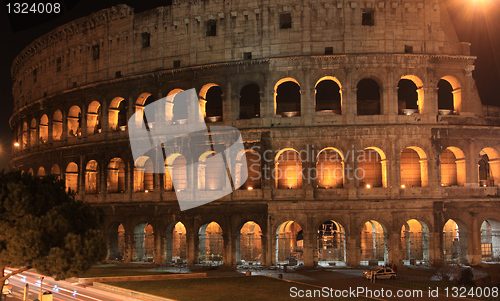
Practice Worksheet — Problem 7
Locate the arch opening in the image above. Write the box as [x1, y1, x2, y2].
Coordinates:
[30, 118, 37, 146]
[438, 77, 461, 115]
[441, 147, 466, 187]
[360, 220, 388, 266]
[109, 97, 127, 131]
[107, 158, 126, 193]
[134, 223, 154, 262]
[443, 219, 468, 264]
[198, 151, 225, 191]
[165, 221, 187, 263]
[108, 222, 125, 260]
[357, 79, 381, 115]
[316, 148, 344, 189]
[87, 101, 102, 135]
[39, 114, 48, 143]
[276, 221, 303, 265]
[204, 85, 223, 122]
[315, 79, 341, 115]
[85, 160, 100, 194]
[276, 149, 302, 189]
[134, 156, 154, 192]
[65, 162, 79, 193]
[165, 154, 188, 191]
[400, 147, 428, 187]
[359, 148, 386, 188]
[237, 150, 261, 190]
[237, 221, 263, 265]
[52, 110, 63, 140]
[198, 222, 223, 265]
[400, 219, 430, 265]
[481, 220, 500, 262]
[239, 84, 261, 119]
[51, 164, 60, 179]
[318, 220, 346, 266]
[67, 106, 82, 137]
[398, 78, 420, 115]
[275, 79, 301, 117]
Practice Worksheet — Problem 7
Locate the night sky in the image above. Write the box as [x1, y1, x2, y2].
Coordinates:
[0, 0, 499, 170]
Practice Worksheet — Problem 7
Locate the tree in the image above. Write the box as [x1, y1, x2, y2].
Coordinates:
[0, 171, 106, 294]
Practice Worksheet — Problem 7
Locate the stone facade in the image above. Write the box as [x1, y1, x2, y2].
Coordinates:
[9, 0, 500, 267]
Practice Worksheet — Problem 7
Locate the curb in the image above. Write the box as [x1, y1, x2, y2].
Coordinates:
[94, 282, 177, 301]
[79, 273, 207, 284]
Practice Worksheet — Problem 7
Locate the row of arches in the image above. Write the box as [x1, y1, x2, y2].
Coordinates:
[24, 144, 500, 193]
[15, 75, 462, 149]
[107, 218, 500, 265]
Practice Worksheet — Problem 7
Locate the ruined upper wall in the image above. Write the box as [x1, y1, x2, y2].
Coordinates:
[11, 0, 469, 108]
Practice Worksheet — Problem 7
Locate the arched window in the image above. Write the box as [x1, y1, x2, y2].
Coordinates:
[165, 154, 188, 191]
[134, 156, 154, 192]
[67, 106, 82, 137]
[85, 160, 100, 193]
[22, 122, 28, 148]
[39, 114, 48, 143]
[438, 76, 461, 115]
[87, 101, 102, 135]
[359, 148, 386, 188]
[198, 152, 225, 190]
[276, 149, 302, 189]
[203, 85, 223, 122]
[107, 158, 126, 193]
[109, 97, 127, 131]
[30, 118, 37, 146]
[170, 89, 188, 123]
[361, 220, 387, 265]
[239, 84, 260, 119]
[276, 221, 303, 264]
[441, 147, 466, 187]
[52, 110, 63, 140]
[317, 148, 344, 188]
[398, 79, 419, 115]
[357, 79, 380, 115]
[51, 164, 61, 179]
[37, 166, 46, 177]
[479, 148, 500, 187]
[236, 150, 261, 189]
[199, 222, 224, 264]
[65, 162, 79, 193]
[275, 79, 301, 117]
[400, 147, 428, 187]
[315, 78, 341, 114]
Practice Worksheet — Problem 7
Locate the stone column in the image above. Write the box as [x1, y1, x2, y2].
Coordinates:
[155, 225, 165, 264]
[302, 215, 315, 267]
[186, 221, 198, 265]
[467, 212, 482, 265]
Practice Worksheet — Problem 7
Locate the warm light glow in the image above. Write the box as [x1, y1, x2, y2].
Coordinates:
[401, 184, 406, 189]
[366, 184, 371, 189]
[14, 142, 20, 147]
[247, 187, 253, 190]
[145, 190, 149, 193]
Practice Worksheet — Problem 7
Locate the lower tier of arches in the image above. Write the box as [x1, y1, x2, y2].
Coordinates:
[99, 199, 500, 267]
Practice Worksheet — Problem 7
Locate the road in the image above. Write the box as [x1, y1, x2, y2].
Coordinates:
[3, 269, 151, 301]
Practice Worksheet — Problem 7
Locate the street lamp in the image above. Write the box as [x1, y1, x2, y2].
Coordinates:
[39, 276, 44, 301]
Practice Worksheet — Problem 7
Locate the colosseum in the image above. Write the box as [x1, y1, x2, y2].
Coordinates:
[8, 0, 500, 268]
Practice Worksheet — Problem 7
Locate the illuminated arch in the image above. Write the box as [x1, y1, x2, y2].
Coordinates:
[52, 110, 63, 140]
[109, 97, 126, 131]
[39, 114, 48, 143]
[481, 219, 500, 262]
[400, 219, 430, 265]
[67, 105, 82, 137]
[165, 221, 187, 263]
[37, 166, 46, 177]
[398, 75, 424, 114]
[359, 147, 387, 188]
[276, 220, 303, 264]
[237, 221, 263, 264]
[22, 122, 28, 148]
[360, 220, 388, 265]
[87, 101, 102, 135]
[442, 219, 468, 263]
[65, 162, 79, 193]
[108, 222, 126, 260]
[400, 146, 428, 187]
[197, 151, 225, 190]
[235, 149, 261, 189]
[275, 148, 303, 189]
[479, 147, 500, 187]
[30, 118, 37, 146]
[438, 76, 462, 114]
[315, 76, 342, 114]
[441, 147, 466, 187]
[317, 220, 346, 266]
[165, 154, 187, 191]
[134, 156, 153, 192]
[316, 148, 344, 188]
[107, 158, 126, 193]
[85, 160, 100, 194]
[198, 221, 224, 265]
[274, 78, 301, 117]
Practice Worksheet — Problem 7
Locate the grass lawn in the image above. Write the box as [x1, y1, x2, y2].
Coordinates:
[81, 266, 171, 278]
[106, 276, 372, 301]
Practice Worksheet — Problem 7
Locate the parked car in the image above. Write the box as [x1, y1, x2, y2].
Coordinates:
[363, 266, 397, 280]
[2, 279, 13, 295]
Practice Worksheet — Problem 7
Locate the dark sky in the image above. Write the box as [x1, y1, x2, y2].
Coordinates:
[0, 0, 499, 170]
